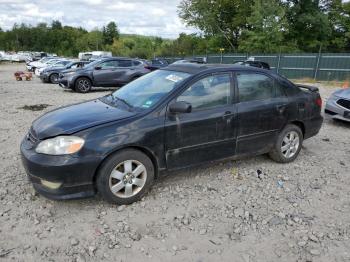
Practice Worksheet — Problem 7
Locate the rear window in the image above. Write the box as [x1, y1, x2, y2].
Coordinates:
[118, 60, 132, 67]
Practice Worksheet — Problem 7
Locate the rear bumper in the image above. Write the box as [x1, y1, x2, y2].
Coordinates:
[304, 115, 323, 139]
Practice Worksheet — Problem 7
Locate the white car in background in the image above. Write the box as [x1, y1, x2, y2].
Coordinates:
[11, 52, 32, 62]
[89, 51, 112, 61]
[325, 88, 350, 122]
[35, 60, 71, 76]
[26, 57, 56, 71]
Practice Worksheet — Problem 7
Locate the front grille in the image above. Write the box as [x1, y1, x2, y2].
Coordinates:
[337, 99, 350, 110]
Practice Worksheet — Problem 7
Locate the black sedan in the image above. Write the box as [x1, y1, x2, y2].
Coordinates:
[21, 63, 323, 205]
[40, 61, 90, 84]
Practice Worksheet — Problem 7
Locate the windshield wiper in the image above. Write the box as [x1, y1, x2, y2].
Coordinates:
[113, 95, 133, 110]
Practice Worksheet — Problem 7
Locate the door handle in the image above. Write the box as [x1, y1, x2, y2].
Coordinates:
[222, 111, 233, 119]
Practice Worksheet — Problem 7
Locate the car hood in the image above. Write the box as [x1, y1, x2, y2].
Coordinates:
[333, 88, 350, 99]
[32, 99, 136, 140]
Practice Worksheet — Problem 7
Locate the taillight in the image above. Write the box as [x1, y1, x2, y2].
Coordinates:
[315, 97, 322, 107]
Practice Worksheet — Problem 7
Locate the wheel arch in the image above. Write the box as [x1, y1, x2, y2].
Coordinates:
[92, 145, 160, 187]
[74, 75, 93, 86]
[289, 120, 305, 137]
[48, 72, 59, 82]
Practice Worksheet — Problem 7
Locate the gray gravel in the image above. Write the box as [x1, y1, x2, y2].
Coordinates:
[0, 63, 349, 262]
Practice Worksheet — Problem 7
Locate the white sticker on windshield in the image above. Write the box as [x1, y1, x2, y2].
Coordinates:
[166, 74, 183, 83]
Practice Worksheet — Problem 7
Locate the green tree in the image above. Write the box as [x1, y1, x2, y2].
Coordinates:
[285, 0, 331, 51]
[51, 20, 62, 30]
[178, 0, 253, 50]
[103, 22, 120, 45]
[239, 0, 296, 53]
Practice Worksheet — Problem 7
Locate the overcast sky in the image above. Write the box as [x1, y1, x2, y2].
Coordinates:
[0, 0, 197, 38]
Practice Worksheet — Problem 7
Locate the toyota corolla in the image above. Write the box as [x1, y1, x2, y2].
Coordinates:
[21, 63, 323, 205]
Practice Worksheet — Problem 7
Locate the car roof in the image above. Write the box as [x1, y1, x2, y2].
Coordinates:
[164, 62, 270, 75]
[98, 57, 139, 62]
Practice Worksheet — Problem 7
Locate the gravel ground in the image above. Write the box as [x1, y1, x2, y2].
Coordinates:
[0, 63, 349, 262]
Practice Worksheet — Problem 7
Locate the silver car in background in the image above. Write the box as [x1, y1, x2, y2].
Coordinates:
[325, 88, 350, 122]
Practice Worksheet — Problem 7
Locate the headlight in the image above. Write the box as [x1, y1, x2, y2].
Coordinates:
[36, 136, 85, 155]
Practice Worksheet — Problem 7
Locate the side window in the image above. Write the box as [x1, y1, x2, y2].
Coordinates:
[118, 60, 132, 67]
[100, 60, 118, 69]
[133, 61, 141, 66]
[237, 73, 274, 102]
[177, 74, 231, 110]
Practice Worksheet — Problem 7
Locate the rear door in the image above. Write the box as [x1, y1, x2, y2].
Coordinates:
[235, 72, 290, 155]
[164, 72, 237, 169]
[114, 60, 134, 83]
[93, 60, 119, 86]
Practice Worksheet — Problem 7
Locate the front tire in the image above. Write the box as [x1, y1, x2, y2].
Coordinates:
[74, 77, 92, 93]
[96, 149, 155, 205]
[269, 124, 303, 163]
[49, 73, 59, 84]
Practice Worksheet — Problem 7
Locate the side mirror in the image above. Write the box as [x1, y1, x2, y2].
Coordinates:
[94, 66, 102, 70]
[169, 101, 192, 114]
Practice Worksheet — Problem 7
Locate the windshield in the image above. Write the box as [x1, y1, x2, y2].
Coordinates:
[109, 70, 191, 110]
[85, 60, 101, 68]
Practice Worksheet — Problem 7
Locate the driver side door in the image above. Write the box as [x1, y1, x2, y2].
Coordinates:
[164, 73, 237, 169]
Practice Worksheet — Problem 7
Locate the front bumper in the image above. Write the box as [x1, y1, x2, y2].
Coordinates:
[20, 136, 100, 200]
[325, 96, 350, 122]
[58, 77, 74, 89]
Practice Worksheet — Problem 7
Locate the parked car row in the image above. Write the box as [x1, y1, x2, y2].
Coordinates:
[28, 55, 278, 94]
[0, 51, 56, 62]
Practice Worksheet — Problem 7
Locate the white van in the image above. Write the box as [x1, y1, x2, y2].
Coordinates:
[89, 51, 112, 61]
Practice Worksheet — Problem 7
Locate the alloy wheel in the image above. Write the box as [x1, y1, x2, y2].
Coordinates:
[281, 131, 300, 158]
[77, 79, 90, 92]
[50, 74, 58, 84]
[109, 160, 147, 198]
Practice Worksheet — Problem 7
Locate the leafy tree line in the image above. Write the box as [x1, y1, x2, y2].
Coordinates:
[0, 0, 350, 58]
[179, 0, 350, 53]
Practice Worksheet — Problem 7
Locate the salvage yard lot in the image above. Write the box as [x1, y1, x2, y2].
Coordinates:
[0, 63, 349, 262]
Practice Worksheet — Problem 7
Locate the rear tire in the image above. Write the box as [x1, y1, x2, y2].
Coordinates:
[96, 149, 155, 205]
[74, 77, 92, 93]
[269, 124, 303, 163]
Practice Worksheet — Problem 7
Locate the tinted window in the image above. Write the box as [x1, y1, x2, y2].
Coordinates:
[100, 60, 118, 69]
[118, 60, 132, 67]
[237, 73, 274, 102]
[133, 61, 141, 66]
[177, 74, 231, 110]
